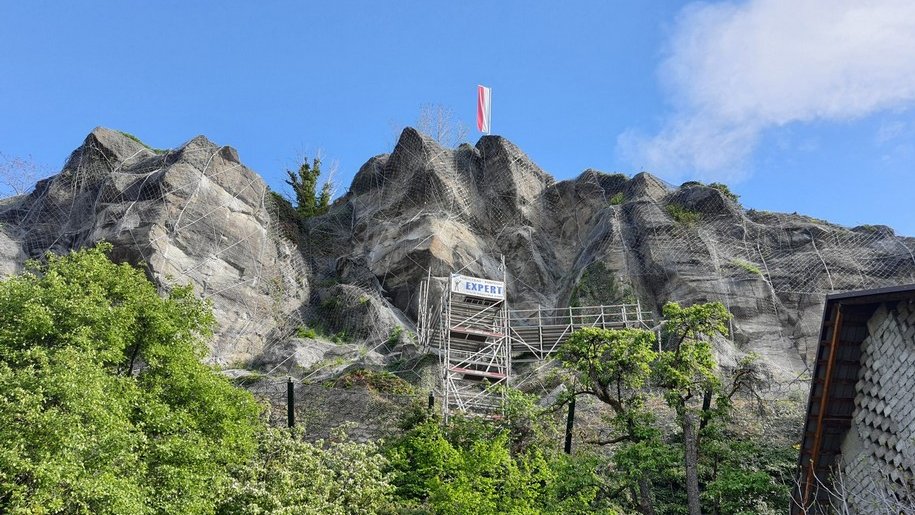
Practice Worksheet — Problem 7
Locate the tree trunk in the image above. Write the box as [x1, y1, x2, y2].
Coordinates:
[683, 411, 702, 515]
[699, 387, 713, 431]
[638, 476, 656, 515]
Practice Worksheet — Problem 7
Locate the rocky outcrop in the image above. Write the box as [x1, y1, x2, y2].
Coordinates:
[0, 128, 308, 365]
[3, 127, 913, 386]
[310, 128, 915, 383]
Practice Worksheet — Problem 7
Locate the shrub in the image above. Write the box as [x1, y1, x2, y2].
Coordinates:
[387, 325, 404, 346]
[609, 192, 625, 205]
[709, 182, 739, 202]
[218, 426, 394, 514]
[732, 259, 762, 276]
[285, 156, 332, 219]
[296, 325, 318, 339]
[666, 203, 702, 226]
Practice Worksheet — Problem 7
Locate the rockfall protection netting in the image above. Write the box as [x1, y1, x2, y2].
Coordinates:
[4, 128, 915, 403]
[247, 375, 427, 441]
[0, 131, 310, 366]
[305, 129, 915, 399]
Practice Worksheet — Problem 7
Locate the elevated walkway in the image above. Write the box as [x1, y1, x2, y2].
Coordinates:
[509, 303, 654, 361]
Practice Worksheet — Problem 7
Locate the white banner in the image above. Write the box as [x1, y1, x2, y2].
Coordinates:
[450, 274, 505, 300]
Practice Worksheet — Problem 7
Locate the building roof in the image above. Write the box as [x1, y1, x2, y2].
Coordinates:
[796, 283, 915, 510]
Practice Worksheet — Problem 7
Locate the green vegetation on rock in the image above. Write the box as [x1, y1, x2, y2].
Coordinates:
[285, 156, 331, 219]
[570, 262, 636, 307]
[666, 203, 702, 226]
[609, 192, 625, 205]
[732, 258, 763, 276]
[117, 130, 167, 154]
[709, 182, 739, 202]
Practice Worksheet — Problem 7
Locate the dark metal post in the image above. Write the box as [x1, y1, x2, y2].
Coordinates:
[428, 391, 435, 412]
[564, 396, 576, 454]
[287, 376, 295, 428]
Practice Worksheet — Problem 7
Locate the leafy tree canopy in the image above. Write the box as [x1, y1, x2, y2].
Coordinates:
[0, 244, 262, 514]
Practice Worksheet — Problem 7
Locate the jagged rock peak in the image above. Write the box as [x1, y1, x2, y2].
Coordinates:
[0, 127, 309, 366]
[625, 171, 672, 202]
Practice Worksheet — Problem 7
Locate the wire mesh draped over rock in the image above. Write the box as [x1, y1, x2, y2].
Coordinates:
[2, 126, 914, 388]
[247, 377, 425, 442]
[320, 127, 915, 385]
[0, 127, 309, 366]
[308, 283, 411, 348]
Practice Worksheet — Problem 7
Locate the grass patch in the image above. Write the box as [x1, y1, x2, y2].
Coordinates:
[295, 324, 348, 344]
[233, 371, 265, 386]
[386, 326, 403, 346]
[709, 182, 739, 202]
[732, 259, 762, 276]
[330, 368, 416, 395]
[117, 131, 168, 154]
[296, 325, 318, 339]
[666, 203, 702, 226]
[609, 192, 625, 205]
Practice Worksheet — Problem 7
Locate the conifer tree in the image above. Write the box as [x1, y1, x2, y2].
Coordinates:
[285, 156, 331, 218]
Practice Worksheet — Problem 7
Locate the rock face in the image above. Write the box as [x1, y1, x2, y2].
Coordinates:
[3, 127, 914, 384]
[0, 128, 308, 365]
[307, 128, 915, 382]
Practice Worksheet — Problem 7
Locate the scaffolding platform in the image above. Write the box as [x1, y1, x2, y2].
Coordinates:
[420, 270, 654, 419]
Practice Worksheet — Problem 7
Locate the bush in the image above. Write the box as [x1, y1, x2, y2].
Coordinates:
[609, 192, 625, 205]
[666, 203, 702, 226]
[732, 259, 762, 276]
[218, 426, 394, 514]
[709, 182, 739, 202]
[385, 417, 614, 514]
[332, 368, 416, 395]
[296, 325, 318, 339]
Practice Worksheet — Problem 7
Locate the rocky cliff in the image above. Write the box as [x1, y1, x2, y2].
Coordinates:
[307, 128, 915, 384]
[0, 128, 308, 365]
[3, 127, 914, 386]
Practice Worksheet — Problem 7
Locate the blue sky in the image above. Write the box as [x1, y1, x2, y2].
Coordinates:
[2, 1, 914, 234]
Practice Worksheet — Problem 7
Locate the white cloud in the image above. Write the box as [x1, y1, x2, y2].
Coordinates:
[619, 0, 915, 181]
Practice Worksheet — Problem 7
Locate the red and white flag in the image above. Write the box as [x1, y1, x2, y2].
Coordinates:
[477, 85, 491, 134]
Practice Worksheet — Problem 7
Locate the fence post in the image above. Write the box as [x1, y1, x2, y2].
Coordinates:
[564, 395, 576, 454]
[537, 304, 544, 356]
[287, 376, 295, 428]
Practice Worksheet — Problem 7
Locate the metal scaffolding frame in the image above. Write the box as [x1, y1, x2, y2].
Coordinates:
[419, 270, 654, 419]
[440, 271, 510, 419]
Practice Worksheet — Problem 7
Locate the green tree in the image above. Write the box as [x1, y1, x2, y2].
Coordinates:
[0, 244, 262, 514]
[653, 301, 732, 515]
[285, 156, 331, 218]
[217, 426, 394, 514]
[558, 327, 661, 514]
[386, 416, 615, 514]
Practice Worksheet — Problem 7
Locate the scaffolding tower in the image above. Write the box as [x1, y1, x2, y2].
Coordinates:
[441, 273, 510, 419]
